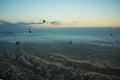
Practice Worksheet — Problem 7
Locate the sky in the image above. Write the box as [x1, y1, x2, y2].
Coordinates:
[0, 0, 120, 28]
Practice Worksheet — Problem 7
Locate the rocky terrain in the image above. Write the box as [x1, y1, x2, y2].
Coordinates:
[0, 41, 120, 80]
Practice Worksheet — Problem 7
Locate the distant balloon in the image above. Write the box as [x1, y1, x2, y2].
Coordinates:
[110, 33, 113, 36]
[43, 20, 46, 23]
[29, 30, 32, 34]
[28, 28, 32, 34]
[15, 41, 20, 46]
[112, 44, 114, 47]
[116, 40, 119, 43]
[69, 40, 72, 45]
[28, 28, 31, 30]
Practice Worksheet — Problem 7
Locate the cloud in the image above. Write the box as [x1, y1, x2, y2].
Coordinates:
[17, 22, 43, 26]
[50, 21, 61, 25]
[0, 20, 63, 29]
[71, 21, 79, 23]
[16, 21, 61, 26]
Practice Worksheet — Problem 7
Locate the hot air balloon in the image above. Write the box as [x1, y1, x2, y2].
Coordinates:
[116, 40, 119, 43]
[110, 33, 113, 36]
[29, 30, 32, 34]
[15, 41, 20, 46]
[69, 40, 72, 45]
[43, 20, 46, 23]
[28, 28, 31, 30]
[28, 28, 32, 34]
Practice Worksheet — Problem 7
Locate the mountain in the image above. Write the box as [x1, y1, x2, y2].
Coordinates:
[0, 20, 27, 33]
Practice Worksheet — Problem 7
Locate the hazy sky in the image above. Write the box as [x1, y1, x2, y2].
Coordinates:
[0, 0, 120, 27]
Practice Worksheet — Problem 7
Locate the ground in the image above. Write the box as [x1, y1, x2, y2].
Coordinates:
[0, 41, 120, 80]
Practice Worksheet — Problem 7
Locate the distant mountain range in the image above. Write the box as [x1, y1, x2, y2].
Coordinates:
[0, 20, 27, 33]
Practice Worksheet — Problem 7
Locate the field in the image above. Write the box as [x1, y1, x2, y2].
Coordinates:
[0, 40, 120, 80]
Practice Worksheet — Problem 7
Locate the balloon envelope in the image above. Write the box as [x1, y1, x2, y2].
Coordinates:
[43, 20, 46, 23]
[15, 41, 20, 46]
[29, 30, 31, 34]
[69, 40, 72, 45]
[28, 28, 31, 30]
[110, 33, 113, 36]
